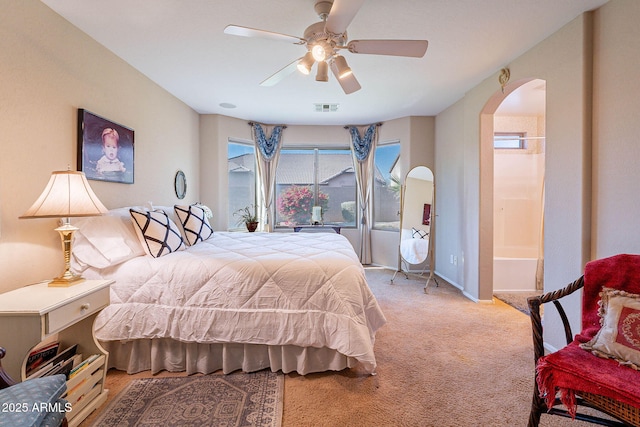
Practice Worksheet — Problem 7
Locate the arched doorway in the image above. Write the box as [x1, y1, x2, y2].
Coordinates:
[478, 78, 546, 301]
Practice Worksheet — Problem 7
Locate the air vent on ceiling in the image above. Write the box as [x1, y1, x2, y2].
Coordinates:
[314, 103, 339, 113]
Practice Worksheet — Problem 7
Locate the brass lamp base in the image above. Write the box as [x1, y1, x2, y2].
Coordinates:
[48, 274, 85, 287]
[48, 222, 85, 287]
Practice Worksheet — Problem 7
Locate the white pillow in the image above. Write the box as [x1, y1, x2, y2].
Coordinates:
[174, 204, 214, 246]
[71, 209, 145, 271]
[129, 208, 186, 258]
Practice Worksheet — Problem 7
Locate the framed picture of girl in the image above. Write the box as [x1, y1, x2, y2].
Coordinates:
[77, 109, 134, 184]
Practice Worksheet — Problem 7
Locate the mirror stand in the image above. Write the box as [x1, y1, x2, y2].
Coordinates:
[390, 166, 439, 293]
[390, 245, 439, 292]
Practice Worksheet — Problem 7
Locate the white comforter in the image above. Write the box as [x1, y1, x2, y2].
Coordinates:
[89, 232, 386, 373]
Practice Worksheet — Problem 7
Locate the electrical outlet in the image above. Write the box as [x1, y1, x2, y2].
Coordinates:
[453, 256, 458, 266]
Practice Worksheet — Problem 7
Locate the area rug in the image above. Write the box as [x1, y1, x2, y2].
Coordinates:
[90, 370, 283, 427]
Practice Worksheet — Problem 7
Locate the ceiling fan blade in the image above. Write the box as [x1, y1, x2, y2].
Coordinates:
[330, 61, 361, 94]
[224, 25, 305, 45]
[260, 58, 302, 87]
[347, 39, 429, 57]
[325, 0, 365, 35]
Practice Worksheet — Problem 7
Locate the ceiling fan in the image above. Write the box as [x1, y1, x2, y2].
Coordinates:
[224, 0, 428, 94]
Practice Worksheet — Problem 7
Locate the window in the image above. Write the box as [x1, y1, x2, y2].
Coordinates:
[373, 142, 401, 231]
[494, 132, 526, 149]
[227, 140, 256, 230]
[275, 148, 357, 228]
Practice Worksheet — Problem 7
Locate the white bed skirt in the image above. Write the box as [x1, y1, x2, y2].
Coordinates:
[100, 339, 358, 375]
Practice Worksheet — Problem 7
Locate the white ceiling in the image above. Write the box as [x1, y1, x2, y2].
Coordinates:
[41, 0, 607, 125]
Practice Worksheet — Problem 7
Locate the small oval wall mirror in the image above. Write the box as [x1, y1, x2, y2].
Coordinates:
[174, 170, 187, 199]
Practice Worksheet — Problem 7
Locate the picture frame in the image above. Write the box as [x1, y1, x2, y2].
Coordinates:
[77, 109, 134, 184]
[422, 203, 431, 226]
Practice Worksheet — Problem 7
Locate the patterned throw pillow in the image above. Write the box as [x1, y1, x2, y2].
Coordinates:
[412, 227, 428, 239]
[174, 204, 214, 246]
[129, 208, 186, 258]
[580, 287, 640, 370]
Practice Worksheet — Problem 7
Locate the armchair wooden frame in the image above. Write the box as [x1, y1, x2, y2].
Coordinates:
[0, 347, 16, 388]
[527, 276, 640, 427]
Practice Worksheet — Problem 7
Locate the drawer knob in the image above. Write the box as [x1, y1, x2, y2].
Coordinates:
[80, 303, 91, 312]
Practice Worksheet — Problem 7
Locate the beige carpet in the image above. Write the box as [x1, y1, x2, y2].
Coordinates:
[82, 267, 598, 427]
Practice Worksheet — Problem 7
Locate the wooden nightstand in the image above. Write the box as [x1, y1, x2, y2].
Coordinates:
[0, 279, 113, 427]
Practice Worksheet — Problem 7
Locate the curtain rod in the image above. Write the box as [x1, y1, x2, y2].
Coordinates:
[343, 122, 383, 129]
[248, 122, 288, 128]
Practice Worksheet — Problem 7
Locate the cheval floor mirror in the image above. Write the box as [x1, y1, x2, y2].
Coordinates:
[391, 165, 438, 292]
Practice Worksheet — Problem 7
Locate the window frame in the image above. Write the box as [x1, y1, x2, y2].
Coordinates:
[494, 132, 527, 149]
[273, 146, 358, 230]
[227, 138, 257, 231]
[372, 140, 401, 232]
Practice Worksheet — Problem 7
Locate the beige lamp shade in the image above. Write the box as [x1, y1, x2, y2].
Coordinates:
[19, 170, 108, 286]
[20, 171, 108, 219]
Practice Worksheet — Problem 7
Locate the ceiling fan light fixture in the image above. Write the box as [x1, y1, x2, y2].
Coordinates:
[315, 61, 329, 82]
[297, 51, 315, 75]
[334, 55, 352, 79]
[312, 42, 328, 62]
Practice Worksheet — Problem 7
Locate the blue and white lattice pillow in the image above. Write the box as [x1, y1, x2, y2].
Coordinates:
[129, 208, 186, 257]
[174, 204, 214, 246]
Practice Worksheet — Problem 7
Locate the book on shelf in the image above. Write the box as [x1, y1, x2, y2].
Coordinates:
[68, 354, 100, 380]
[25, 341, 60, 375]
[46, 356, 75, 378]
[26, 344, 79, 380]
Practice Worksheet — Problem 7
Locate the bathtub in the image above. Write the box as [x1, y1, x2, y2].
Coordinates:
[493, 257, 540, 292]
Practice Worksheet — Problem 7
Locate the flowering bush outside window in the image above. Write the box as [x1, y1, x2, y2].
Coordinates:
[277, 185, 329, 225]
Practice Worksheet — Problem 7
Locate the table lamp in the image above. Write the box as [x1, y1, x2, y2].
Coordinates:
[20, 170, 108, 286]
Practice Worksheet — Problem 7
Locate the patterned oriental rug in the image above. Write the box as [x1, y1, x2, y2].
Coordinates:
[90, 370, 283, 427]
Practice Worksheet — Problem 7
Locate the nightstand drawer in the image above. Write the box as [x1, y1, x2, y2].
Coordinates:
[46, 286, 110, 334]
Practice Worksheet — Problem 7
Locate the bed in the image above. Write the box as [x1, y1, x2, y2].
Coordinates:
[70, 205, 386, 376]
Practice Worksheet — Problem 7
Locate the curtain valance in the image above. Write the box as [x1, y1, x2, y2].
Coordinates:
[249, 122, 287, 232]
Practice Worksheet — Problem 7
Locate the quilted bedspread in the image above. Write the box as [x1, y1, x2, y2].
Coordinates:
[89, 232, 387, 373]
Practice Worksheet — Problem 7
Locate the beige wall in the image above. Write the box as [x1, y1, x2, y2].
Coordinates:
[435, 13, 592, 305]
[592, 0, 640, 257]
[0, 0, 199, 292]
[434, 0, 640, 351]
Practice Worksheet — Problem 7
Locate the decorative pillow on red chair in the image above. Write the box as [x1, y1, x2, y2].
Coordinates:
[536, 254, 640, 418]
[580, 287, 640, 370]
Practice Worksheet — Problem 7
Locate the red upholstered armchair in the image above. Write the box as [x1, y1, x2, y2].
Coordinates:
[527, 254, 640, 427]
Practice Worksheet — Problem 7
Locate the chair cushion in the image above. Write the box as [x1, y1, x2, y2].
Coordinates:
[0, 374, 67, 427]
[536, 341, 640, 417]
[36, 399, 67, 427]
